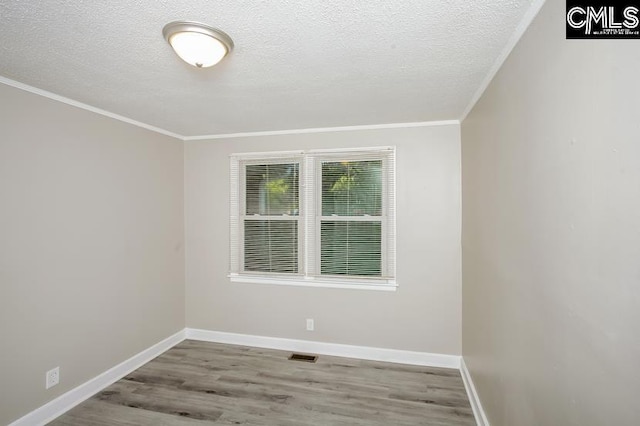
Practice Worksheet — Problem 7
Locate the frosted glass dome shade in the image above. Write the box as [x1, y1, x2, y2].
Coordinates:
[163, 21, 233, 68]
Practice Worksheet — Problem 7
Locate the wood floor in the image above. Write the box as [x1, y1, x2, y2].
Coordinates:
[49, 340, 475, 425]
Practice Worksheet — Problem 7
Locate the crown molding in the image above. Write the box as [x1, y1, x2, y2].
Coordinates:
[460, 0, 547, 121]
[183, 120, 460, 141]
[0, 76, 184, 140]
[1, 75, 460, 141]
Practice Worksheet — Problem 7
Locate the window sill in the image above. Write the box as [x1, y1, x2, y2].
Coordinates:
[228, 274, 397, 292]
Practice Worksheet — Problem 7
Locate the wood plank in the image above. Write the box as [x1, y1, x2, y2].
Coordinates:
[49, 340, 474, 425]
[49, 399, 214, 426]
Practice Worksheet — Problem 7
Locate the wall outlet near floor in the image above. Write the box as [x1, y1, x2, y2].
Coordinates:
[306, 318, 314, 331]
[46, 366, 60, 389]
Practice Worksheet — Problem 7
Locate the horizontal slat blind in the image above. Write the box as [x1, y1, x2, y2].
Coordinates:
[244, 219, 298, 273]
[321, 160, 382, 216]
[245, 163, 299, 216]
[230, 159, 301, 275]
[231, 147, 395, 285]
[243, 162, 299, 274]
[311, 152, 394, 279]
[320, 221, 381, 276]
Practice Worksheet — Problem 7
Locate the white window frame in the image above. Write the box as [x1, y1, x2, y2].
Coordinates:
[239, 157, 303, 277]
[229, 147, 396, 291]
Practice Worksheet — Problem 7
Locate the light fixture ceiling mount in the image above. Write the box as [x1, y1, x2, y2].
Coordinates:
[162, 21, 233, 68]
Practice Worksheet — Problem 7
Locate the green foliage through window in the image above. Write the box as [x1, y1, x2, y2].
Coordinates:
[322, 160, 382, 216]
[246, 163, 299, 216]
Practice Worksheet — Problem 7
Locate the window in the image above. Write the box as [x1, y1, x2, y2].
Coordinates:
[230, 147, 396, 290]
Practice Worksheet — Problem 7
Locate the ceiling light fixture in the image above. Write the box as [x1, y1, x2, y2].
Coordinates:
[162, 21, 233, 68]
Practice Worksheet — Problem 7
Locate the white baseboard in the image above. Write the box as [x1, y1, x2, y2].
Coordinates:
[460, 357, 490, 426]
[8, 330, 186, 426]
[186, 328, 461, 369]
[10, 328, 467, 426]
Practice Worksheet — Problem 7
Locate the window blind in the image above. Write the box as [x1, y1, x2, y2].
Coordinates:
[305, 150, 395, 280]
[230, 147, 395, 287]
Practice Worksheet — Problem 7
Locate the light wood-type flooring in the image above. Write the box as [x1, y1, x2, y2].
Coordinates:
[49, 340, 475, 425]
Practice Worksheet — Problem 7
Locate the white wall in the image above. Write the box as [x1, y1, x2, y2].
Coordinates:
[0, 83, 185, 425]
[462, 0, 640, 424]
[185, 124, 462, 354]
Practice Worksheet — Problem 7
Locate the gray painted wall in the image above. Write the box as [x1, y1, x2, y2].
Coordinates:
[0, 84, 185, 425]
[462, 0, 640, 424]
[185, 125, 462, 355]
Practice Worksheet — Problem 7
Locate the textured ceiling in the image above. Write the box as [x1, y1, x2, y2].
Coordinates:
[0, 1, 535, 137]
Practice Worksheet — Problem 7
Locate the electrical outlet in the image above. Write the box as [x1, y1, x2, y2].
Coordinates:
[46, 367, 59, 389]
[306, 318, 314, 331]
